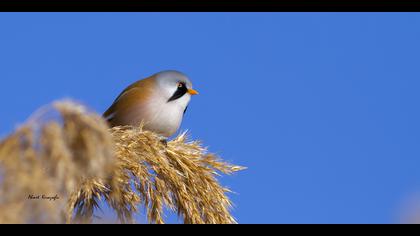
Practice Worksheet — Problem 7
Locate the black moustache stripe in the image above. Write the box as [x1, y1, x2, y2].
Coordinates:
[167, 86, 188, 102]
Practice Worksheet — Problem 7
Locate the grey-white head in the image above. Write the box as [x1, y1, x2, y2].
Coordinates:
[154, 70, 195, 99]
[145, 70, 198, 137]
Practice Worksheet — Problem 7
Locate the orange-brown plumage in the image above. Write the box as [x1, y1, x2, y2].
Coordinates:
[104, 76, 156, 127]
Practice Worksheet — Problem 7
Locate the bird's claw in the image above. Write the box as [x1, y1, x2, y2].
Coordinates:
[160, 138, 168, 147]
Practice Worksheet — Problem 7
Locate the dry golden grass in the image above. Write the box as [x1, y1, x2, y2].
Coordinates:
[0, 100, 244, 224]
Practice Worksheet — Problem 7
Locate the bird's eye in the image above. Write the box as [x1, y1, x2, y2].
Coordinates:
[168, 82, 188, 102]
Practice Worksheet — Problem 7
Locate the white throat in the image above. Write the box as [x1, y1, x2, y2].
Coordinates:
[143, 91, 191, 137]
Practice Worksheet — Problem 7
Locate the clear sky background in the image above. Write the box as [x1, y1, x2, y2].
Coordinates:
[1, 13, 420, 224]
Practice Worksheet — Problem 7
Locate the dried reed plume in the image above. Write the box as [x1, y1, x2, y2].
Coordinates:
[0, 100, 244, 224]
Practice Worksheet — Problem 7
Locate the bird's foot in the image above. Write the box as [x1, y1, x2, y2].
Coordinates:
[160, 138, 168, 147]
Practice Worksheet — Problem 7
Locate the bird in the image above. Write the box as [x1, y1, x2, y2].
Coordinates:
[103, 70, 198, 137]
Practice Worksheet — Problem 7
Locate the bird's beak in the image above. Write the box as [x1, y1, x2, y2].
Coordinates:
[188, 89, 199, 95]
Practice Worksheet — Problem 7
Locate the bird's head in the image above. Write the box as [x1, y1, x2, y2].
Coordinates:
[153, 70, 199, 106]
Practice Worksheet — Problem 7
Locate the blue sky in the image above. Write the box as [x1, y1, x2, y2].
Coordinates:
[1, 13, 420, 223]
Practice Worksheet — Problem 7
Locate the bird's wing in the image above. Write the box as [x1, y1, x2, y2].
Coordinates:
[109, 79, 143, 105]
[103, 77, 155, 126]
